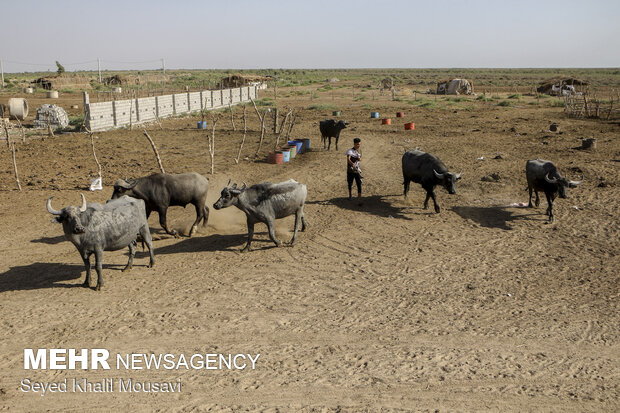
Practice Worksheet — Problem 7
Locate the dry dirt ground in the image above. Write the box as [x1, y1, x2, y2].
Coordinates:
[0, 87, 618, 412]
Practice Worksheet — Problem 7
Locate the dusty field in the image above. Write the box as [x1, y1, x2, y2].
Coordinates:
[0, 85, 619, 412]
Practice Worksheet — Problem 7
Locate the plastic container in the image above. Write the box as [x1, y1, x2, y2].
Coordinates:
[396, 112, 404, 117]
[333, 111, 341, 116]
[287, 145, 297, 158]
[382, 118, 391, 125]
[370, 112, 379, 118]
[302, 138, 311, 151]
[281, 148, 291, 163]
[404, 122, 415, 130]
[197, 121, 207, 129]
[289, 140, 303, 155]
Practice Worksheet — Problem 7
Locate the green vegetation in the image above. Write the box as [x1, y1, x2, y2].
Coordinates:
[307, 103, 336, 111]
[497, 100, 513, 107]
[507, 93, 522, 99]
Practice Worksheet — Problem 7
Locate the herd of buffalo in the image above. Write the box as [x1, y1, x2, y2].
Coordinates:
[45, 120, 584, 291]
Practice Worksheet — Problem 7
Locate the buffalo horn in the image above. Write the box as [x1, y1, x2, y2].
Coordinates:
[226, 179, 231, 187]
[434, 169, 445, 179]
[241, 182, 247, 190]
[114, 178, 136, 189]
[46, 197, 61, 215]
[569, 175, 584, 186]
[79, 194, 87, 212]
[545, 173, 558, 184]
[456, 171, 462, 180]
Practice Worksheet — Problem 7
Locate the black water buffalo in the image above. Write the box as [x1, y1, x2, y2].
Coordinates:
[319, 119, 347, 150]
[213, 179, 308, 252]
[402, 149, 461, 213]
[112, 172, 209, 237]
[47, 194, 155, 291]
[526, 159, 583, 222]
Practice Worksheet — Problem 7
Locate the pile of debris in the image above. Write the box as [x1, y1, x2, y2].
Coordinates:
[33, 104, 70, 130]
[537, 77, 588, 96]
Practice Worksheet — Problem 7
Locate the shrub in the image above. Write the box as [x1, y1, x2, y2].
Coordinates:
[497, 100, 512, 107]
[507, 93, 521, 99]
[307, 103, 336, 111]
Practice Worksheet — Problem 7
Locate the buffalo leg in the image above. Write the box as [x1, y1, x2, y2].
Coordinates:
[322, 136, 327, 150]
[528, 184, 534, 207]
[423, 192, 431, 210]
[430, 190, 441, 213]
[403, 178, 411, 198]
[139, 224, 155, 268]
[189, 204, 204, 237]
[301, 211, 308, 232]
[327, 137, 332, 151]
[158, 208, 178, 237]
[82, 252, 92, 288]
[202, 205, 210, 226]
[266, 220, 281, 247]
[535, 191, 541, 207]
[290, 208, 303, 245]
[242, 219, 255, 252]
[94, 248, 104, 291]
[335, 136, 339, 150]
[545, 192, 554, 222]
[123, 241, 136, 272]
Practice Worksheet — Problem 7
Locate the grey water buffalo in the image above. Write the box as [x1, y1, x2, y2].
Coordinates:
[319, 119, 347, 150]
[213, 179, 308, 252]
[47, 194, 155, 291]
[112, 172, 209, 237]
[526, 159, 584, 222]
[402, 149, 462, 213]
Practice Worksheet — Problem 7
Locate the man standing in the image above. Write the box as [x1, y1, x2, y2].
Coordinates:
[346, 138, 363, 205]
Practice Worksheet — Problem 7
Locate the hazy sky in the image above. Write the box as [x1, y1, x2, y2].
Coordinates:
[2, 0, 619, 73]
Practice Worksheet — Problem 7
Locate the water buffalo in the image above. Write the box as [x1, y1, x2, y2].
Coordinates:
[47, 194, 155, 291]
[402, 149, 461, 213]
[526, 159, 584, 222]
[319, 119, 347, 150]
[112, 172, 209, 237]
[213, 179, 308, 252]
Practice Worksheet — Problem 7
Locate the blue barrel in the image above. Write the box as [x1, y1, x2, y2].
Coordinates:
[197, 121, 207, 129]
[288, 140, 303, 154]
[281, 149, 291, 163]
[370, 112, 379, 118]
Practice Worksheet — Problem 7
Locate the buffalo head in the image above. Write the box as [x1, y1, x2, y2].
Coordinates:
[434, 170, 462, 194]
[46, 194, 88, 234]
[213, 181, 247, 210]
[545, 173, 583, 199]
[111, 178, 138, 199]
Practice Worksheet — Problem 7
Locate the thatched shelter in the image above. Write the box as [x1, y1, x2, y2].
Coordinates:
[220, 74, 272, 88]
[31, 74, 92, 90]
[537, 77, 588, 96]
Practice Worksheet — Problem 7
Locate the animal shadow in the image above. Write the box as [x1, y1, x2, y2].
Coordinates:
[452, 206, 541, 230]
[0, 262, 121, 292]
[312, 195, 412, 220]
[154, 233, 248, 254]
[30, 235, 66, 245]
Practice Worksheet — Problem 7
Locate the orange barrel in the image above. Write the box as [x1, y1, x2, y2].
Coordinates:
[396, 112, 404, 117]
[404, 122, 415, 130]
[268, 151, 284, 164]
[382, 118, 391, 125]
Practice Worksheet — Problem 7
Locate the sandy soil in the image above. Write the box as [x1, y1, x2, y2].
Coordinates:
[0, 88, 618, 412]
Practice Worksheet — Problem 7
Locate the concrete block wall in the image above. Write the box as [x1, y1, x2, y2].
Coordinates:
[84, 86, 257, 131]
